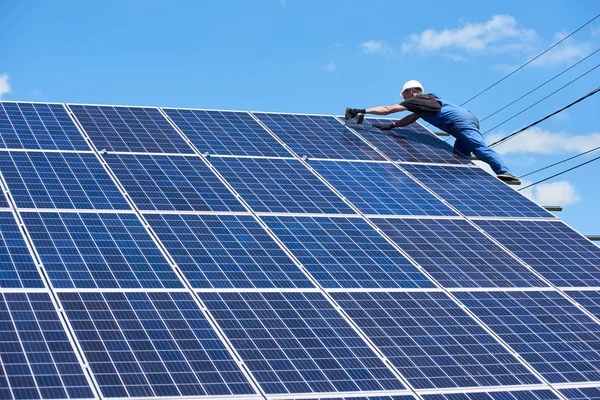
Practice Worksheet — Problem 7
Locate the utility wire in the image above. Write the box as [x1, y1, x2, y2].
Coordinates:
[518, 153, 600, 191]
[482, 63, 600, 136]
[480, 47, 600, 123]
[489, 86, 600, 148]
[519, 145, 600, 178]
[459, 13, 600, 107]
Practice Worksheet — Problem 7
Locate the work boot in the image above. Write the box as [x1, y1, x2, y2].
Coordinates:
[496, 173, 521, 185]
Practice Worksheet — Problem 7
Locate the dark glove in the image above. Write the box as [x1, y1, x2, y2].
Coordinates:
[345, 107, 366, 119]
[372, 122, 395, 130]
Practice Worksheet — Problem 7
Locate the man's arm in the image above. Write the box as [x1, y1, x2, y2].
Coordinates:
[366, 104, 407, 115]
[392, 112, 420, 127]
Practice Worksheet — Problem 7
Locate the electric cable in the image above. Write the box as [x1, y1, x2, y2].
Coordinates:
[459, 13, 600, 106]
[488, 86, 600, 148]
[519, 145, 600, 178]
[518, 153, 600, 191]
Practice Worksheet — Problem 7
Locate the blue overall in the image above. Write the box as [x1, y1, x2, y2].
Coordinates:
[420, 96, 510, 175]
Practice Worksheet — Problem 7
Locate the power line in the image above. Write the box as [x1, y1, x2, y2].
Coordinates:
[489, 86, 600, 148]
[518, 153, 600, 191]
[459, 13, 600, 107]
[479, 47, 600, 123]
[519, 145, 600, 178]
[482, 63, 600, 136]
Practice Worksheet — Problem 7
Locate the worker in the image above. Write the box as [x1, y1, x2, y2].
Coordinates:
[345, 80, 520, 184]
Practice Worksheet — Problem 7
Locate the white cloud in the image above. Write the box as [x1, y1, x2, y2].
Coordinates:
[401, 15, 537, 54]
[520, 180, 581, 207]
[324, 61, 336, 72]
[0, 74, 10, 99]
[487, 127, 600, 155]
[529, 32, 593, 67]
[361, 40, 393, 57]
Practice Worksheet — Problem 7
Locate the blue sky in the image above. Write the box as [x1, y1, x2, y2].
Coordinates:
[1, 0, 599, 236]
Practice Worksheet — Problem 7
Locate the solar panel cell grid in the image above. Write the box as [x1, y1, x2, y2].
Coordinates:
[310, 160, 457, 216]
[209, 157, 356, 214]
[21, 212, 183, 289]
[560, 387, 600, 399]
[346, 118, 470, 164]
[59, 291, 256, 398]
[68, 104, 193, 153]
[424, 390, 560, 400]
[402, 164, 552, 218]
[0, 212, 43, 288]
[254, 112, 385, 160]
[145, 213, 314, 289]
[456, 291, 600, 384]
[333, 291, 540, 389]
[0, 292, 94, 399]
[371, 218, 548, 288]
[475, 220, 600, 287]
[0, 151, 130, 210]
[163, 108, 292, 157]
[200, 291, 405, 395]
[563, 291, 600, 319]
[105, 153, 246, 212]
[261, 215, 435, 288]
[0, 102, 89, 151]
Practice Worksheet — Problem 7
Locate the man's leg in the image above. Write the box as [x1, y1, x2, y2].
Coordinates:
[453, 139, 472, 159]
[458, 129, 510, 174]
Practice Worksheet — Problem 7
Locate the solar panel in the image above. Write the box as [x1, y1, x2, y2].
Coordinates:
[0, 292, 94, 399]
[346, 117, 470, 164]
[333, 291, 540, 389]
[475, 220, 600, 287]
[560, 387, 600, 399]
[21, 212, 183, 289]
[208, 157, 356, 214]
[253, 112, 385, 160]
[563, 291, 600, 319]
[105, 153, 246, 212]
[370, 218, 548, 288]
[423, 391, 560, 400]
[0, 212, 44, 288]
[0, 151, 130, 210]
[0, 102, 89, 151]
[456, 290, 600, 384]
[309, 160, 457, 216]
[68, 104, 194, 154]
[163, 108, 292, 157]
[261, 215, 435, 288]
[145, 213, 314, 289]
[401, 164, 552, 218]
[58, 291, 256, 398]
[199, 291, 406, 395]
[0, 191, 8, 208]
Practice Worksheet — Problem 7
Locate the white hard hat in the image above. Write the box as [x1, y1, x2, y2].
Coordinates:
[401, 80, 424, 95]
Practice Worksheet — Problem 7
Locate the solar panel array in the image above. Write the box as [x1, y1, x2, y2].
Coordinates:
[0, 100, 598, 400]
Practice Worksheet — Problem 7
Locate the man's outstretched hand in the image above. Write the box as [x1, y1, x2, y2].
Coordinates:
[372, 122, 395, 130]
[345, 107, 366, 123]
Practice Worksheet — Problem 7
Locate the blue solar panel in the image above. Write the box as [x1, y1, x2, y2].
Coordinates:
[0, 292, 94, 399]
[402, 164, 552, 218]
[346, 117, 470, 164]
[199, 291, 405, 395]
[560, 387, 600, 399]
[261, 215, 435, 288]
[0, 191, 7, 208]
[0, 102, 89, 151]
[371, 218, 548, 288]
[475, 220, 600, 287]
[456, 291, 600, 384]
[310, 160, 457, 216]
[163, 108, 292, 157]
[333, 291, 540, 389]
[563, 291, 600, 319]
[424, 391, 559, 400]
[59, 291, 256, 398]
[0, 212, 43, 288]
[0, 151, 130, 210]
[254, 113, 385, 160]
[105, 153, 246, 212]
[21, 212, 183, 289]
[145, 213, 314, 289]
[68, 104, 194, 153]
[209, 157, 356, 214]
